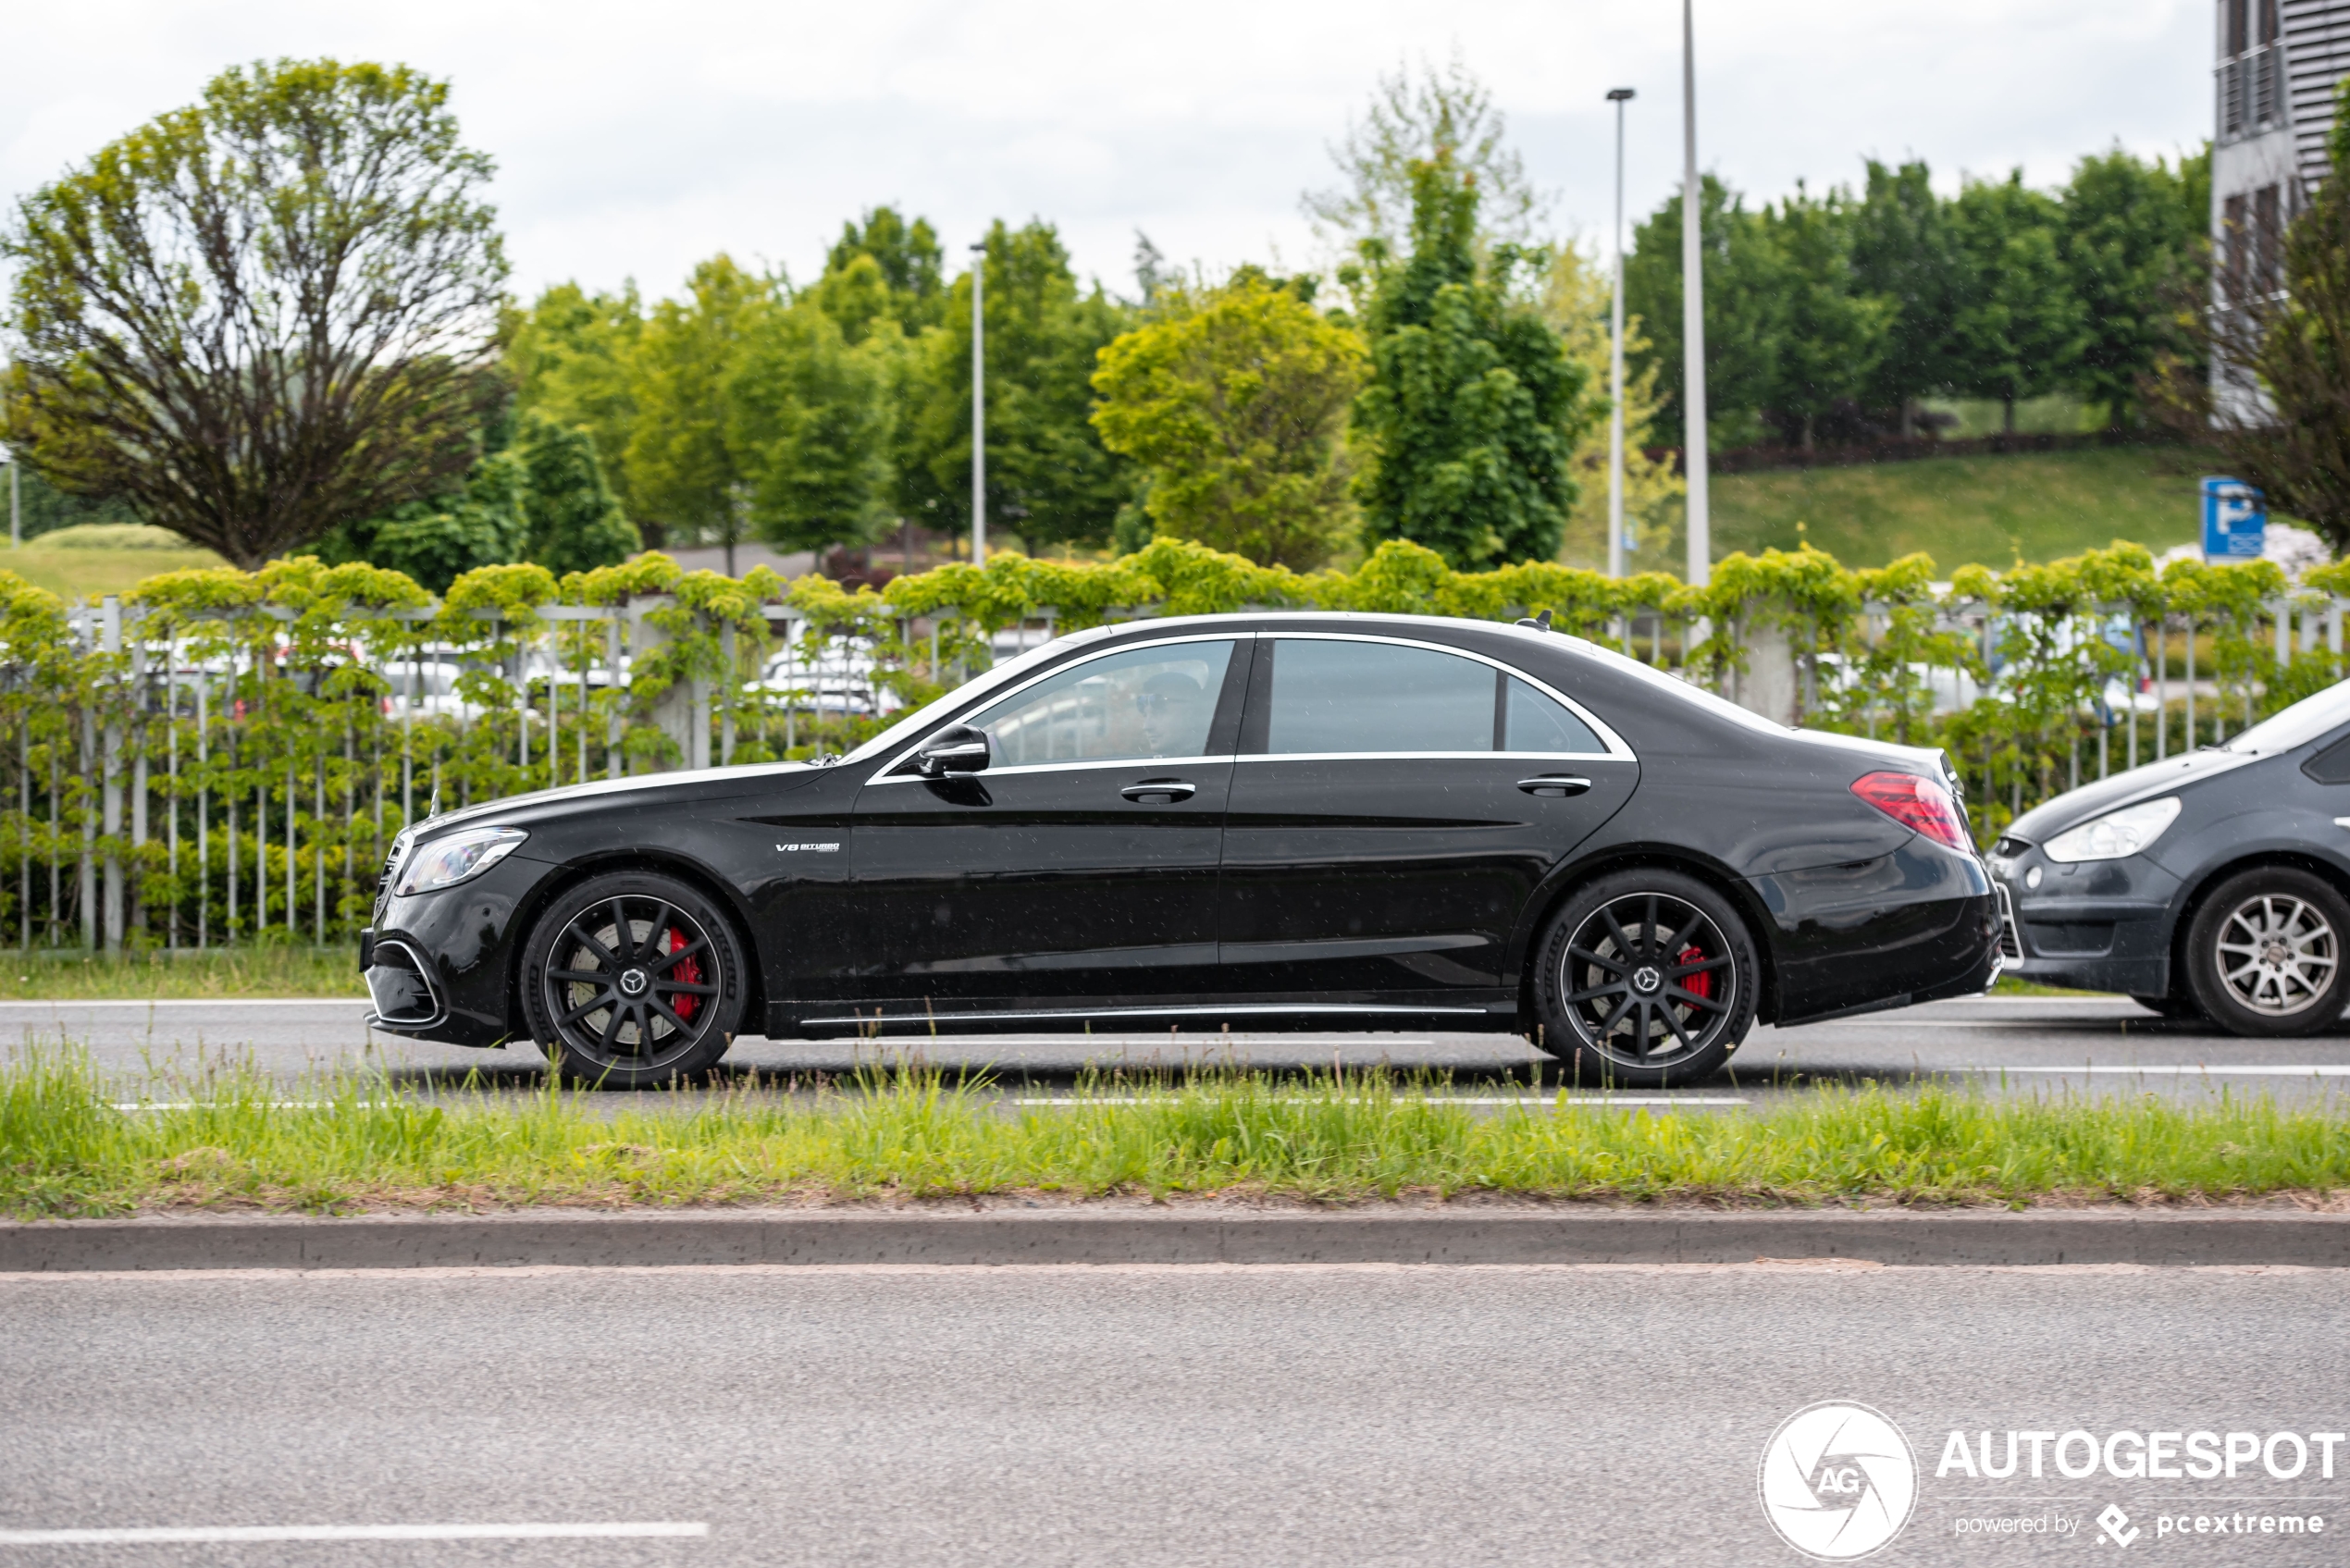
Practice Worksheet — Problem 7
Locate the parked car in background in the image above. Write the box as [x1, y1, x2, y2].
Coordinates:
[363, 611, 2001, 1088]
[1995, 678, 2350, 1034]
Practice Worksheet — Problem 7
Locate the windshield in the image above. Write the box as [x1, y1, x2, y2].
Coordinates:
[2223, 676, 2350, 755]
[838, 635, 1094, 765]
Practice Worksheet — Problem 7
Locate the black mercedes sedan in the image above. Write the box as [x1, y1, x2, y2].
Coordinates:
[1994, 679, 2350, 1035]
[360, 612, 2001, 1086]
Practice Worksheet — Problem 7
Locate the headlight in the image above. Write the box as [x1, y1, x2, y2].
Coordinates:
[394, 825, 529, 895]
[2041, 797, 2181, 863]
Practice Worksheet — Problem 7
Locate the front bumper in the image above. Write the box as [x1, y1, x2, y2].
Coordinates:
[1988, 846, 2180, 997]
[363, 855, 560, 1048]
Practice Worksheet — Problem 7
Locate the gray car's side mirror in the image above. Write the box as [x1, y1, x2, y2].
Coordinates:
[916, 723, 992, 777]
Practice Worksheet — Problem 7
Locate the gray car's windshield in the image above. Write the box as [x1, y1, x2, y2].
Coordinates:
[2223, 677, 2350, 755]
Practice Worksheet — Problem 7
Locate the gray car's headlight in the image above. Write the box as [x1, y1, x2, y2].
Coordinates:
[394, 825, 529, 895]
[2041, 796, 2181, 863]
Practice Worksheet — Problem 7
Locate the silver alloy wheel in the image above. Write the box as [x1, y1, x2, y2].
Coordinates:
[1558, 892, 1736, 1066]
[2213, 893, 2339, 1017]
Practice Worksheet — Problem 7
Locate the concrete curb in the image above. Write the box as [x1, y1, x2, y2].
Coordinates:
[1, 1208, 2345, 1271]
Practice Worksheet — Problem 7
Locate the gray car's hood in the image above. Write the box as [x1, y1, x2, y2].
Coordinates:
[2005, 748, 2260, 844]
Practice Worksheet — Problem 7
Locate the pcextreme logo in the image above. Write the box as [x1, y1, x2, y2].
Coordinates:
[1759, 1401, 1920, 1561]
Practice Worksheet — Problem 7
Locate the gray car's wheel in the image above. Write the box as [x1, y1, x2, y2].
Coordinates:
[1532, 869, 1759, 1087]
[2182, 868, 2350, 1038]
[521, 872, 745, 1087]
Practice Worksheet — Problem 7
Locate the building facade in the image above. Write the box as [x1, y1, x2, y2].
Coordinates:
[2214, 0, 2350, 242]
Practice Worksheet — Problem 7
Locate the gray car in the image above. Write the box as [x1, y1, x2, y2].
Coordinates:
[1995, 679, 2350, 1034]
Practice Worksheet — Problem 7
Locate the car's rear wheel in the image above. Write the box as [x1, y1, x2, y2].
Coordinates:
[2183, 868, 2350, 1037]
[521, 872, 745, 1087]
[1532, 869, 1759, 1087]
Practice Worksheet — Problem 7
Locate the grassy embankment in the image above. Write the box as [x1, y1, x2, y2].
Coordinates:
[1633, 446, 2214, 574]
[2, 1053, 2342, 1216]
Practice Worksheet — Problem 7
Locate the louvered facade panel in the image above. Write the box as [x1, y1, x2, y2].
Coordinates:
[2282, 0, 2350, 187]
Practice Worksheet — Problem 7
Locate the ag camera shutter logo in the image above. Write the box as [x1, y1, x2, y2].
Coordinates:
[1759, 1401, 1919, 1560]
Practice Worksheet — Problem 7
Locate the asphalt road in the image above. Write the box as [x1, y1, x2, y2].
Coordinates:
[5, 994, 2348, 1105]
[0, 1262, 2342, 1566]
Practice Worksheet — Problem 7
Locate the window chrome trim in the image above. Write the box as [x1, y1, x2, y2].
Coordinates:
[1254, 630, 1636, 760]
[869, 752, 1230, 784]
[1231, 751, 1631, 765]
[873, 632, 1247, 782]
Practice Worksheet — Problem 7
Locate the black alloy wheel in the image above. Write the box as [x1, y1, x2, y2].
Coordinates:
[1534, 869, 1758, 1087]
[521, 872, 744, 1086]
[2183, 867, 2350, 1038]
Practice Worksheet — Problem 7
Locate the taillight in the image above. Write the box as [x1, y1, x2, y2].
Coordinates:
[1850, 771, 1973, 852]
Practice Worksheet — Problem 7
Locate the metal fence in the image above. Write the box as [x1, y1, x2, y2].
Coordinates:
[2, 539, 2342, 953]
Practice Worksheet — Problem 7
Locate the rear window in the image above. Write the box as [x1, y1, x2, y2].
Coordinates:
[1263, 639, 1605, 755]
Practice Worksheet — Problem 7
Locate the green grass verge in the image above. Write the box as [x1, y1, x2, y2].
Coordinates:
[3, 1054, 2341, 1216]
[2, 543, 227, 602]
[1692, 447, 2211, 571]
[0, 946, 365, 1000]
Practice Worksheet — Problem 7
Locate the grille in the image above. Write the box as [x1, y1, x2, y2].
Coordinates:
[1996, 883, 2022, 960]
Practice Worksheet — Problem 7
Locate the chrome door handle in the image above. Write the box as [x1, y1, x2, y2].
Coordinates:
[1517, 775, 1592, 797]
[1121, 779, 1197, 804]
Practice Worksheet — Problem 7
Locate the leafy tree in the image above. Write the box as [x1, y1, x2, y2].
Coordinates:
[1851, 159, 1967, 432]
[1948, 175, 2085, 430]
[1304, 52, 1544, 258]
[2161, 84, 2350, 552]
[1538, 247, 1682, 564]
[1348, 157, 1592, 569]
[623, 254, 773, 568]
[1759, 184, 1893, 448]
[515, 412, 639, 575]
[728, 298, 897, 553]
[1, 59, 508, 567]
[1623, 176, 1786, 451]
[2059, 145, 2209, 427]
[897, 220, 1132, 550]
[506, 281, 644, 516]
[821, 207, 945, 335]
[1091, 271, 1368, 568]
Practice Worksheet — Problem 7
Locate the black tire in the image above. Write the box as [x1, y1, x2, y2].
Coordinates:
[1532, 869, 1760, 1088]
[521, 871, 746, 1087]
[2181, 867, 2350, 1038]
[2130, 994, 2204, 1021]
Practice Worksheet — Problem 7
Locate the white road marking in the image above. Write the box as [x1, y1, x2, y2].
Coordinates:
[1989, 1064, 2350, 1077]
[1010, 1095, 1749, 1106]
[0, 1522, 707, 1544]
[0, 998, 365, 1008]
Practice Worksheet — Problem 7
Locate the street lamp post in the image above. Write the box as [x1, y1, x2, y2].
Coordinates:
[1606, 87, 1635, 582]
[969, 241, 987, 567]
[1680, 0, 1711, 588]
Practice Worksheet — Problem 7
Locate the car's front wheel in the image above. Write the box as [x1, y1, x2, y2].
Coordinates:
[1532, 869, 1759, 1087]
[521, 871, 746, 1086]
[2183, 868, 2350, 1038]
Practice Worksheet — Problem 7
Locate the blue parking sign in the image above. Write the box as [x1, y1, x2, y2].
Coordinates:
[2202, 476, 2266, 561]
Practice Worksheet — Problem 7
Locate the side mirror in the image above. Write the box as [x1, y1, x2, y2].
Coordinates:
[915, 723, 991, 777]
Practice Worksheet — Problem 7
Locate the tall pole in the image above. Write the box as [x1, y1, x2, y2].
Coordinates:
[4, 448, 16, 549]
[1607, 88, 1635, 581]
[969, 241, 987, 567]
[1680, 0, 1711, 588]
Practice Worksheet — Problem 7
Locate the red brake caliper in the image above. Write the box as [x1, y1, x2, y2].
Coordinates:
[665, 928, 701, 1023]
[1676, 946, 1712, 1003]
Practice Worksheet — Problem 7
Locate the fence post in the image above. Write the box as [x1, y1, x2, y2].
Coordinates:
[101, 598, 124, 952]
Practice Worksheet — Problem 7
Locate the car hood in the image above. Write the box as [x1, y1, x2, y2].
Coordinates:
[404, 759, 824, 841]
[2004, 747, 2260, 845]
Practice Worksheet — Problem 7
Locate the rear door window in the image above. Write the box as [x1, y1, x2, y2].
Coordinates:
[1264, 639, 1496, 754]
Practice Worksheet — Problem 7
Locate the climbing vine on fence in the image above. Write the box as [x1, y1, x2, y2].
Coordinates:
[0, 533, 2336, 951]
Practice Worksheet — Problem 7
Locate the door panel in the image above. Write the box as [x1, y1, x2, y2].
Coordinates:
[1218, 636, 1635, 997]
[847, 637, 1244, 1009]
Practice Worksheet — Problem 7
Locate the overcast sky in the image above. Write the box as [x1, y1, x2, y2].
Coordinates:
[6, 1, 2213, 304]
